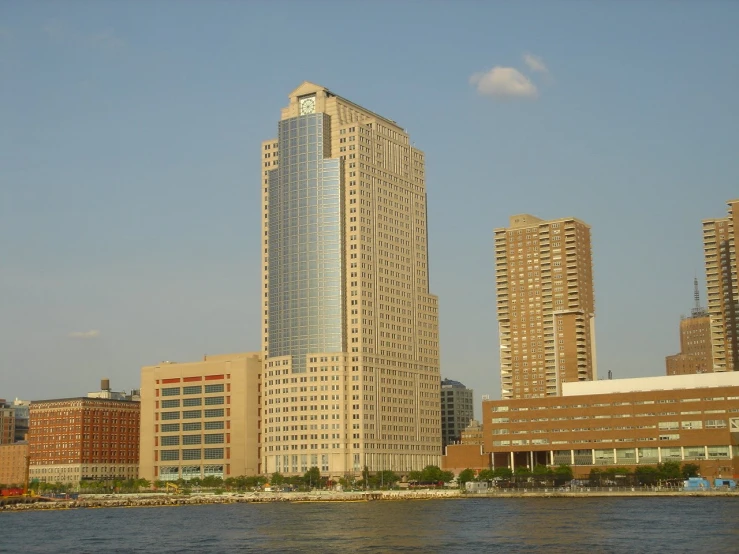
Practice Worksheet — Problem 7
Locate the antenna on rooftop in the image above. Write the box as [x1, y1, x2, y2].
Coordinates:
[693, 277, 700, 312]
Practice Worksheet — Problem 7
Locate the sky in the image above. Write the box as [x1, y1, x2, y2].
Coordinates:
[1, 1, 738, 415]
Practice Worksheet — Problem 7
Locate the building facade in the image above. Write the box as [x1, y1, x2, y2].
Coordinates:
[481, 373, 739, 478]
[703, 199, 739, 372]
[666, 279, 712, 376]
[441, 379, 474, 447]
[12, 399, 30, 443]
[0, 443, 28, 486]
[460, 419, 484, 446]
[260, 82, 441, 477]
[0, 400, 15, 445]
[494, 214, 596, 399]
[139, 353, 262, 483]
[28, 398, 140, 484]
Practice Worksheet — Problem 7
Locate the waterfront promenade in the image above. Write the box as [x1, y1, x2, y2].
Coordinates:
[3, 487, 739, 512]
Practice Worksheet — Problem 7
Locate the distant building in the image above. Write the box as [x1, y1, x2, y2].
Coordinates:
[139, 352, 262, 483]
[0, 400, 15, 445]
[460, 419, 483, 446]
[702, 199, 739, 372]
[0, 443, 28, 486]
[12, 399, 30, 443]
[87, 378, 141, 402]
[666, 279, 712, 375]
[441, 379, 474, 448]
[29, 397, 140, 484]
[494, 214, 596, 399]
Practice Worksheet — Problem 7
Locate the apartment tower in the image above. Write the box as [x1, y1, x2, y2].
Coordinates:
[665, 279, 712, 375]
[703, 199, 739, 372]
[260, 82, 441, 478]
[494, 214, 596, 399]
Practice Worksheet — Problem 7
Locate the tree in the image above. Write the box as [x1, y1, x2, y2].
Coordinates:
[682, 463, 700, 478]
[270, 472, 285, 486]
[635, 466, 660, 486]
[552, 464, 573, 485]
[457, 469, 476, 487]
[477, 469, 495, 482]
[304, 466, 321, 489]
[658, 461, 682, 481]
[493, 467, 513, 479]
[408, 470, 423, 483]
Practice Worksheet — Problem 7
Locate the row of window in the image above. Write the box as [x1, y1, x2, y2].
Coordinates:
[160, 448, 224, 461]
[161, 396, 224, 408]
[161, 409, 224, 420]
[160, 422, 224, 432]
[161, 384, 225, 396]
[161, 434, 224, 446]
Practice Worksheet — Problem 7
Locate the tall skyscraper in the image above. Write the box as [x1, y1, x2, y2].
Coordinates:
[494, 214, 596, 400]
[260, 82, 441, 477]
[665, 279, 712, 375]
[703, 199, 739, 372]
[440, 379, 474, 448]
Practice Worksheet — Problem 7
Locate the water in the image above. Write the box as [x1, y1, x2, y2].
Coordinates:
[1, 498, 738, 553]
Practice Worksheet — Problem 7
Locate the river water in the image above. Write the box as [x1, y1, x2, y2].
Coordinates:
[1, 497, 737, 553]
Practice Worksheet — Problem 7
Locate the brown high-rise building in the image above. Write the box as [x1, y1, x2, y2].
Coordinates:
[703, 199, 739, 372]
[666, 279, 712, 376]
[260, 82, 441, 477]
[494, 214, 596, 400]
[28, 397, 140, 484]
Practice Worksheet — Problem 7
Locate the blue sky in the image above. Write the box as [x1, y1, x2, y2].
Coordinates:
[1, 1, 737, 413]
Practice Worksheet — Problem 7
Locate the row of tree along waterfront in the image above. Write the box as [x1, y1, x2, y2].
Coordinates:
[0, 465, 456, 495]
[455, 461, 703, 488]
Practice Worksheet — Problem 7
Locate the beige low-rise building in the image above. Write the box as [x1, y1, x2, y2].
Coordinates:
[139, 352, 262, 482]
[0, 443, 28, 486]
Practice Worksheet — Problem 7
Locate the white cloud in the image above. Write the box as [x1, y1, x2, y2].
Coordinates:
[68, 329, 100, 339]
[523, 53, 548, 73]
[469, 67, 538, 99]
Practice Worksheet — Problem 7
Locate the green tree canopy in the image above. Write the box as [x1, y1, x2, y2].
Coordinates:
[457, 469, 476, 487]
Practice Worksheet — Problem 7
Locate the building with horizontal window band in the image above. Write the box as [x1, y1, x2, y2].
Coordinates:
[139, 353, 261, 482]
[443, 372, 739, 478]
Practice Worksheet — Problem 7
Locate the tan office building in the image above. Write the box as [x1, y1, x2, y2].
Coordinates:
[139, 353, 262, 482]
[666, 280, 712, 376]
[260, 82, 441, 478]
[494, 214, 596, 399]
[703, 199, 739, 372]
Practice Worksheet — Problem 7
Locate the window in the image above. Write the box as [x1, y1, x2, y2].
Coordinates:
[205, 409, 224, 418]
[161, 411, 180, 421]
[161, 400, 180, 408]
[183, 410, 202, 419]
[681, 420, 702, 430]
[204, 421, 224, 430]
[160, 450, 179, 461]
[658, 421, 678, 430]
[183, 422, 202, 431]
[161, 436, 179, 446]
[205, 433, 224, 444]
[705, 419, 727, 429]
[161, 424, 180, 433]
[183, 435, 202, 445]
[205, 384, 225, 394]
[182, 449, 201, 460]
[183, 398, 202, 407]
[205, 396, 224, 406]
[204, 448, 224, 459]
[183, 386, 202, 395]
[161, 387, 180, 397]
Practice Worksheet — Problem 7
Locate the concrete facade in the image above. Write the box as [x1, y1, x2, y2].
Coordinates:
[28, 398, 140, 484]
[494, 214, 596, 400]
[139, 352, 262, 482]
[260, 82, 441, 477]
[703, 199, 739, 372]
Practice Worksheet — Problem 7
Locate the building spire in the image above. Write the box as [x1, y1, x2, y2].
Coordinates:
[694, 277, 700, 312]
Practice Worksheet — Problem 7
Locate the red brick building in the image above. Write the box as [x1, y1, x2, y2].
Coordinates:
[0, 400, 15, 445]
[29, 398, 140, 484]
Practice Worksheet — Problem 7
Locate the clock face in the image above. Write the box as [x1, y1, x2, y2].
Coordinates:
[299, 96, 316, 115]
